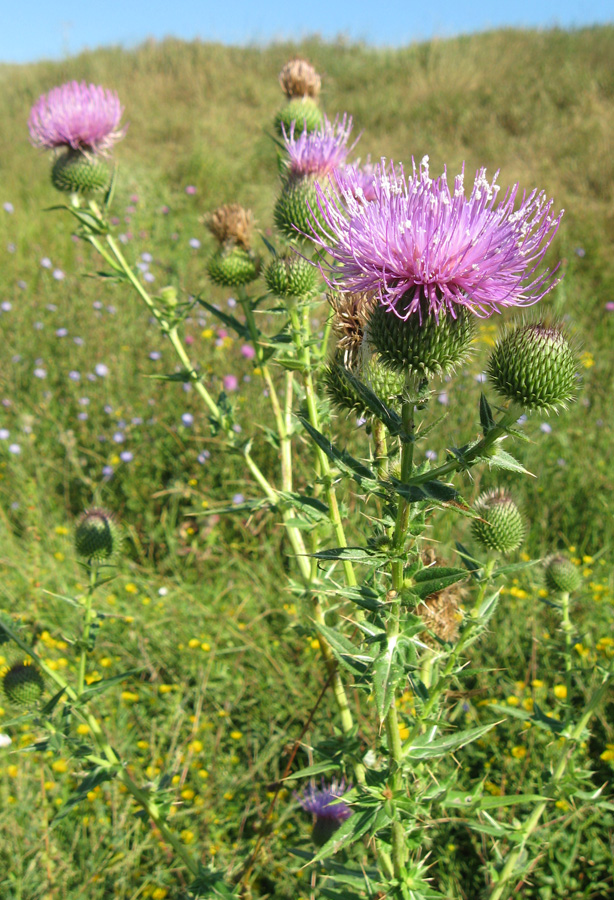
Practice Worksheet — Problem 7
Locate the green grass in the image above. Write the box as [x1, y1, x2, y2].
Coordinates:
[0, 27, 613, 899]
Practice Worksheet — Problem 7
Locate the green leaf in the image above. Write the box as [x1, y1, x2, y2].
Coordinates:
[441, 790, 548, 810]
[388, 477, 458, 504]
[40, 687, 66, 715]
[411, 566, 468, 599]
[338, 369, 405, 437]
[485, 447, 534, 476]
[479, 393, 496, 434]
[492, 558, 541, 578]
[80, 669, 144, 699]
[195, 299, 251, 339]
[52, 766, 115, 822]
[312, 546, 384, 563]
[489, 703, 566, 735]
[454, 541, 482, 577]
[310, 806, 388, 864]
[283, 761, 341, 781]
[312, 620, 372, 676]
[275, 356, 306, 371]
[144, 369, 193, 382]
[403, 722, 498, 760]
[297, 417, 380, 491]
[373, 636, 403, 719]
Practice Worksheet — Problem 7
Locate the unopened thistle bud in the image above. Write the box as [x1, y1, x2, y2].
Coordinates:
[487, 321, 577, 412]
[2, 660, 44, 707]
[274, 100, 324, 137]
[265, 251, 319, 298]
[544, 555, 582, 594]
[207, 245, 261, 287]
[471, 489, 525, 554]
[274, 177, 327, 241]
[367, 297, 476, 380]
[51, 150, 109, 194]
[75, 508, 123, 563]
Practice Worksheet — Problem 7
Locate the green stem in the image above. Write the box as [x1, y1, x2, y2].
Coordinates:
[77, 567, 97, 697]
[560, 591, 573, 720]
[487, 674, 612, 900]
[373, 419, 389, 478]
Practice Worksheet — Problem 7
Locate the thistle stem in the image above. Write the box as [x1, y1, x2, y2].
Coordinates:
[560, 591, 573, 720]
[77, 566, 97, 697]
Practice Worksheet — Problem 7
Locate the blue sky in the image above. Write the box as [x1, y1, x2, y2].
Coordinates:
[2, 0, 612, 64]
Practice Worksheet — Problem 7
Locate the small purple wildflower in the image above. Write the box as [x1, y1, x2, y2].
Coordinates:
[95, 363, 109, 377]
[56, 327, 68, 337]
[282, 115, 356, 180]
[52, 269, 65, 281]
[28, 81, 126, 155]
[77, 412, 88, 421]
[0, 429, 9, 440]
[144, 272, 155, 283]
[120, 450, 134, 462]
[298, 778, 352, 822]
[7, 243, 16, 254]
[102, 465, 114, 479]
[223, 375, 239, 392]
[1, 302, 12, 312]
[605, 302, 614, 312]
[189, 238, 201, 249]
[3, 202, 14, 214]
[198, 450, 211, 464]
[540, 423, 552, 434]
[113, 432, 125, 443]
[40, 257, 52, 268]
[141, 252, 153, 263]
[425, 449, 438, 461]
[185, 185, 196, 195]
[308, 156, 563, 320]
[181, 413, 194, 427]
[149, 351, 162, 361]
[232, 493, 245, 505]
[33, 367, 47, 379]
[9, 444, 21, 455]
[68, 370, 81, 381]
[240, 344, 256, 359]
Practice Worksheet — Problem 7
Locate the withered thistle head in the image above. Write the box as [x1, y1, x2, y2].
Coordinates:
[206, 204, 254, 249]
[328, 291, 376, 369]
[417, 549, 465, 646]
[279, 58, 321, 99]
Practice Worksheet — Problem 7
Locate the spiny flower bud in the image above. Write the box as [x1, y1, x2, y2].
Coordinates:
[367, 297, 476, 380]
[51, 150, 109, 194]
[274, 176, 327, 241]
[75, 508, 123, 563]
[274, 99, 324, 138]
[324, 352, 405, 416]
[544, 555, 582, 594]
[324, 356, 365, 415]
[279, 58, 321, 100]
[206, 204, 254, 249]
[207, 245, 261, 287]
[487, 321, 577, 412]
[265, 252, 319, 298]
[2, 660, 44, 707]
[471, 489, 525, 554]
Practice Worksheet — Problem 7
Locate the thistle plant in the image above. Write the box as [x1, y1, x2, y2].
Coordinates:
[20, 63, 613, 900]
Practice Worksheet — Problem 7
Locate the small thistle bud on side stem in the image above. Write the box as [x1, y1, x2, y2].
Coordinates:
[75, 508, 123, 564]
[472, 489, 525, 554]
[1, 660, 45, 707]
[544, 555, 582, 594]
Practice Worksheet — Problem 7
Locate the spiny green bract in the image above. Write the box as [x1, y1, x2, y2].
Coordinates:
[75, 508, 123, 562]
[265, 252, 318, 298]
[274, 177, 327, 242]
[207, 245, 261, 287]
[545, 555, 582, 593]
[324, 352, 405, 416]
[472, 489, 525, 554]
[487, 322, 577, 412]
[2, 660, 45, 707]
[367, 299, 476, 380]
[51, 150, 109, 194]
[274, 98, 324, 137]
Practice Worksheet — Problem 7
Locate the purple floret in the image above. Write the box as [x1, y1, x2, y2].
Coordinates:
[28, 81, 126, 155]
[298, 778, 353, 821]
[282, 115, 357, 180]
[307, 156, 563, 320]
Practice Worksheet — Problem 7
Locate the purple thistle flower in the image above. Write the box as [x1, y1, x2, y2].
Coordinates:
[338, 157, 379, 202]
[308, 156, 563, 320]
[28, 81, 126, 156]
[282, 115, 357, 180]
[298, 778, 352, 822]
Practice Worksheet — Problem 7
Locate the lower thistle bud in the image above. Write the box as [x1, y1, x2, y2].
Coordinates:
[265, 252, 318, 298]
[471, 489, 525, 554]
[75, 508, 123, 563]
[2, 660, 44, 707]
[487, 322, 577, 412]
[51, 150, 109, 194]
[207, 245, 260, 287]
[274, 176, 327, 241]
[544, 555, 582, 594]
[367, 297, 476, 380]
[274, 98, 324, 137]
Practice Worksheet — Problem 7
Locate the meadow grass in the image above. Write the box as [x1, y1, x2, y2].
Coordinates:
[0, 27, 613, 899]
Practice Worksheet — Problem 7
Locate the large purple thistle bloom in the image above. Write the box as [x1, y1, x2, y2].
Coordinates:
[298, 778, 353, 821]
[282, 114, 357, 180]
[308, 156, 563, 319]
[28, 81, 126, 156]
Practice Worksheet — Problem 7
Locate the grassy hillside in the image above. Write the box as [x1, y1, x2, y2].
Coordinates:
[0, 28, 613, 900]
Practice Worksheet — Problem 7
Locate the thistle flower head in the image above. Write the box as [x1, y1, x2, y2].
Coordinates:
[28, 81, 126, 156]
[307, 156, 563, 320]
[75, 508, 123, 563]
[279, 58, 321, 99]
[337, 157, 379, 203]
[282, 115, 356, 181]
[1, 660, 44, 707]
[328, 290, 376, 368]
[298, 778, 352, 822]
[472, 488, 525, 554]
[544, 554, 582, 594]
[206, 204, 254, 249]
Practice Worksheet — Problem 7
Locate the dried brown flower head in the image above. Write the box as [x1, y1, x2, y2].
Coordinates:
[279, 58, 321, 99]
[417, 549, 465, 646]
[206, 204, 254, 249]
[328, 291, 376, 369]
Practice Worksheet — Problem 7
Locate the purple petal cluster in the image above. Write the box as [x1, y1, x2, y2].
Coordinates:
[338, 157, 379, 203]
[309, 156, 563, 319]
[298, 778, 352, 821]
[28, 81, 126, 155]
[283, 115, 357, 180]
